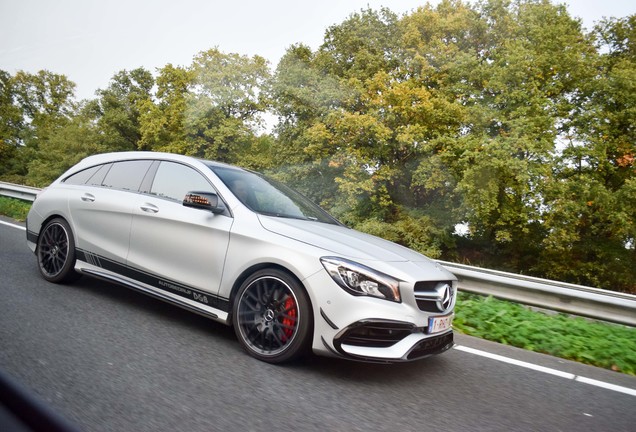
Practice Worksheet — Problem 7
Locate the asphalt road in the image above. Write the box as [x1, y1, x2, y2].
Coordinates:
[1, 218, 635, 432]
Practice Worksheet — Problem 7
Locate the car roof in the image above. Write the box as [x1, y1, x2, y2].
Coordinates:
[78, 151, 244, 171]
[53, 151, 245, 185]
[83, 151, 225, 165]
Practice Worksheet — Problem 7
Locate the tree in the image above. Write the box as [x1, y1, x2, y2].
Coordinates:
[418, 0, 596, 270]
[8, 70, 77, 186]
[537, 15, 636, 291]
[147, 49, 271, 163]
[138, 64, 194, 152]
[11, 70, 77, 142]
[89, 67, 155, 152]
[266, 44, 349, 207]
[0, 70, 26, 181]
[26, 103, 105, 186]
[269, 7, 465, 257]
[318, 7, 401, 81]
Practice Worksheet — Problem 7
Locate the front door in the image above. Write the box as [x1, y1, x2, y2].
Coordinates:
[127, 161, 233, 309]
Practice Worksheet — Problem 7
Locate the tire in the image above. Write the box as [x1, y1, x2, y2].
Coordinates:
[36, 218, 80, 283]
[232, 269, 312, 363]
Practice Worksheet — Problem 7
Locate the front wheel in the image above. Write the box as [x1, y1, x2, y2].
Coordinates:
[232, 269, 312, 363]
[36, 218, 80, 283]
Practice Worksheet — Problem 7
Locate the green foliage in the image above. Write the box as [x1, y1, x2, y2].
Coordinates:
[454, 293, 636, 375]
[26, 106, 108, 186]
[318, 7, 401, 81]
[139, 49, 271, 164]
[534, 15, 636, 291]
[0, 0, 634, 292]
[90, 67, 155, 153]
[1, 69, 77, 185]
[138, 64, 194, 152]
[0, 196, 31, 221]
[0, 70, 24, 151]
[183, 49, 271, 163]
[354, 211, 450, 258]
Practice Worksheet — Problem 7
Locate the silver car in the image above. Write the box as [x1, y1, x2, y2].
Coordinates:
[26, 151, 457, 363]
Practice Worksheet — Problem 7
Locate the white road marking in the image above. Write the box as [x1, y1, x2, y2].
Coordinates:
[0, 220, 25, 231]
[454, 345, 636, 397]
[574, 376, 636, 396]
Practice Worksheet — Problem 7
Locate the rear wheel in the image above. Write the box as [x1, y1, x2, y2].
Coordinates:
[232, 269, 312, 363]
[37, 218, 80, 283]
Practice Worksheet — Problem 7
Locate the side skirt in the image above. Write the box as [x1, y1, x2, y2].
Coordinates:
[75, 258, 230, 324]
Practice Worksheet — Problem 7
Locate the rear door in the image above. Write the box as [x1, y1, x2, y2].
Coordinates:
[67, 160, 153, 264]
[127, 161, 233, 307]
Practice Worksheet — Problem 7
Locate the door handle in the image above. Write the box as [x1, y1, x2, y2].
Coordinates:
[140, 203, 159, 213]
[81, 193, 95, 202]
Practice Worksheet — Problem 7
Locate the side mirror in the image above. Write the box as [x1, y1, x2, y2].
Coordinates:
[183, 191, 225, 214]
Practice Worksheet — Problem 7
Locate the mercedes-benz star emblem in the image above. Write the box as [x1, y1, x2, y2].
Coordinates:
[436, 283, 453, 312]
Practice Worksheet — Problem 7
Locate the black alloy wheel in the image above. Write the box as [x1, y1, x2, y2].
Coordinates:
[37, 218, 80, 283]
[233, 269, 312, 363]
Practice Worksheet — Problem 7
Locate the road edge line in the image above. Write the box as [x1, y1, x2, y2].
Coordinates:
[454, 345, 636, 397]
[0, 220, 25, 231]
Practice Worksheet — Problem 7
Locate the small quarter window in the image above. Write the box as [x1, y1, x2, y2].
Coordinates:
[87, 164, 111, 186]
[64, 165, 101, 185]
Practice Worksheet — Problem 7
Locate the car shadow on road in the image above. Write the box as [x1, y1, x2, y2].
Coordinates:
[73, 275, 237, 339]
[72, 275, 456, 383]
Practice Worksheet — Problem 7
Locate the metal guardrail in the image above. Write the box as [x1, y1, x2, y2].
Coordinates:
[0, 181, 39, 202]
[438, 261, 636, 327]
[1, 181, 634, 326]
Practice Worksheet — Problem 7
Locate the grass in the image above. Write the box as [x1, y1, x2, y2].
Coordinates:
[0, 196, 31, 221]
[0, 195, 634, 374]
[454, 292, 636, 375]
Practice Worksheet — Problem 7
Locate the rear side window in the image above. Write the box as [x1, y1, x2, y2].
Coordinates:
[102, 160, 153, 191]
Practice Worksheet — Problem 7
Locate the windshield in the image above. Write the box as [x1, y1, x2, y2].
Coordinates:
[207, 164, 340, 225]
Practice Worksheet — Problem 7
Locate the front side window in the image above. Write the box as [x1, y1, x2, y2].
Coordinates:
[150, 161, 215, 202]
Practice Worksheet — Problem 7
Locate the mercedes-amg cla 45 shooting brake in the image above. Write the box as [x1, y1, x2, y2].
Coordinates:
[26, 152, 457, 363]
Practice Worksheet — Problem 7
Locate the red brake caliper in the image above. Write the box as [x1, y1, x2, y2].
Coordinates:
[280, 296, 297, 341]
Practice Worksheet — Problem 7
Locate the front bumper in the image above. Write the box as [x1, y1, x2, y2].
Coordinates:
[305, 269, 457, 363]
[324, 317, 454, 363]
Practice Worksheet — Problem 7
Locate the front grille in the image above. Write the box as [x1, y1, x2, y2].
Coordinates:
[336, 321, 415, 348]
[416, 299, 441, 312]
[406, 332, 454, 360]
[414, 280, 454, 313]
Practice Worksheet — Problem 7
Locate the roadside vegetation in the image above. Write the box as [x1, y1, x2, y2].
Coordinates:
[0, 196, 31, 221]
[1, 0, 634, 294]
[454, 292, 636, 375]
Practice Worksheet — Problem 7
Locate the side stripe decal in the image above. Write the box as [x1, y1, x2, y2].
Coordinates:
[76, 249, 230, 312]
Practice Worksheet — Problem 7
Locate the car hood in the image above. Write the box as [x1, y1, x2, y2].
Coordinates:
[258, 215, 432, 263]
[257, 216, 456, 282]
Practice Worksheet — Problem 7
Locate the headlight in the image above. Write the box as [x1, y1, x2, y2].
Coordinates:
[321, 257, 401, 302]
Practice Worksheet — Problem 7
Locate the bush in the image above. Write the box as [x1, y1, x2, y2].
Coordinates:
[454, 292, 636, 375]
[0, 196, 32, 221]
